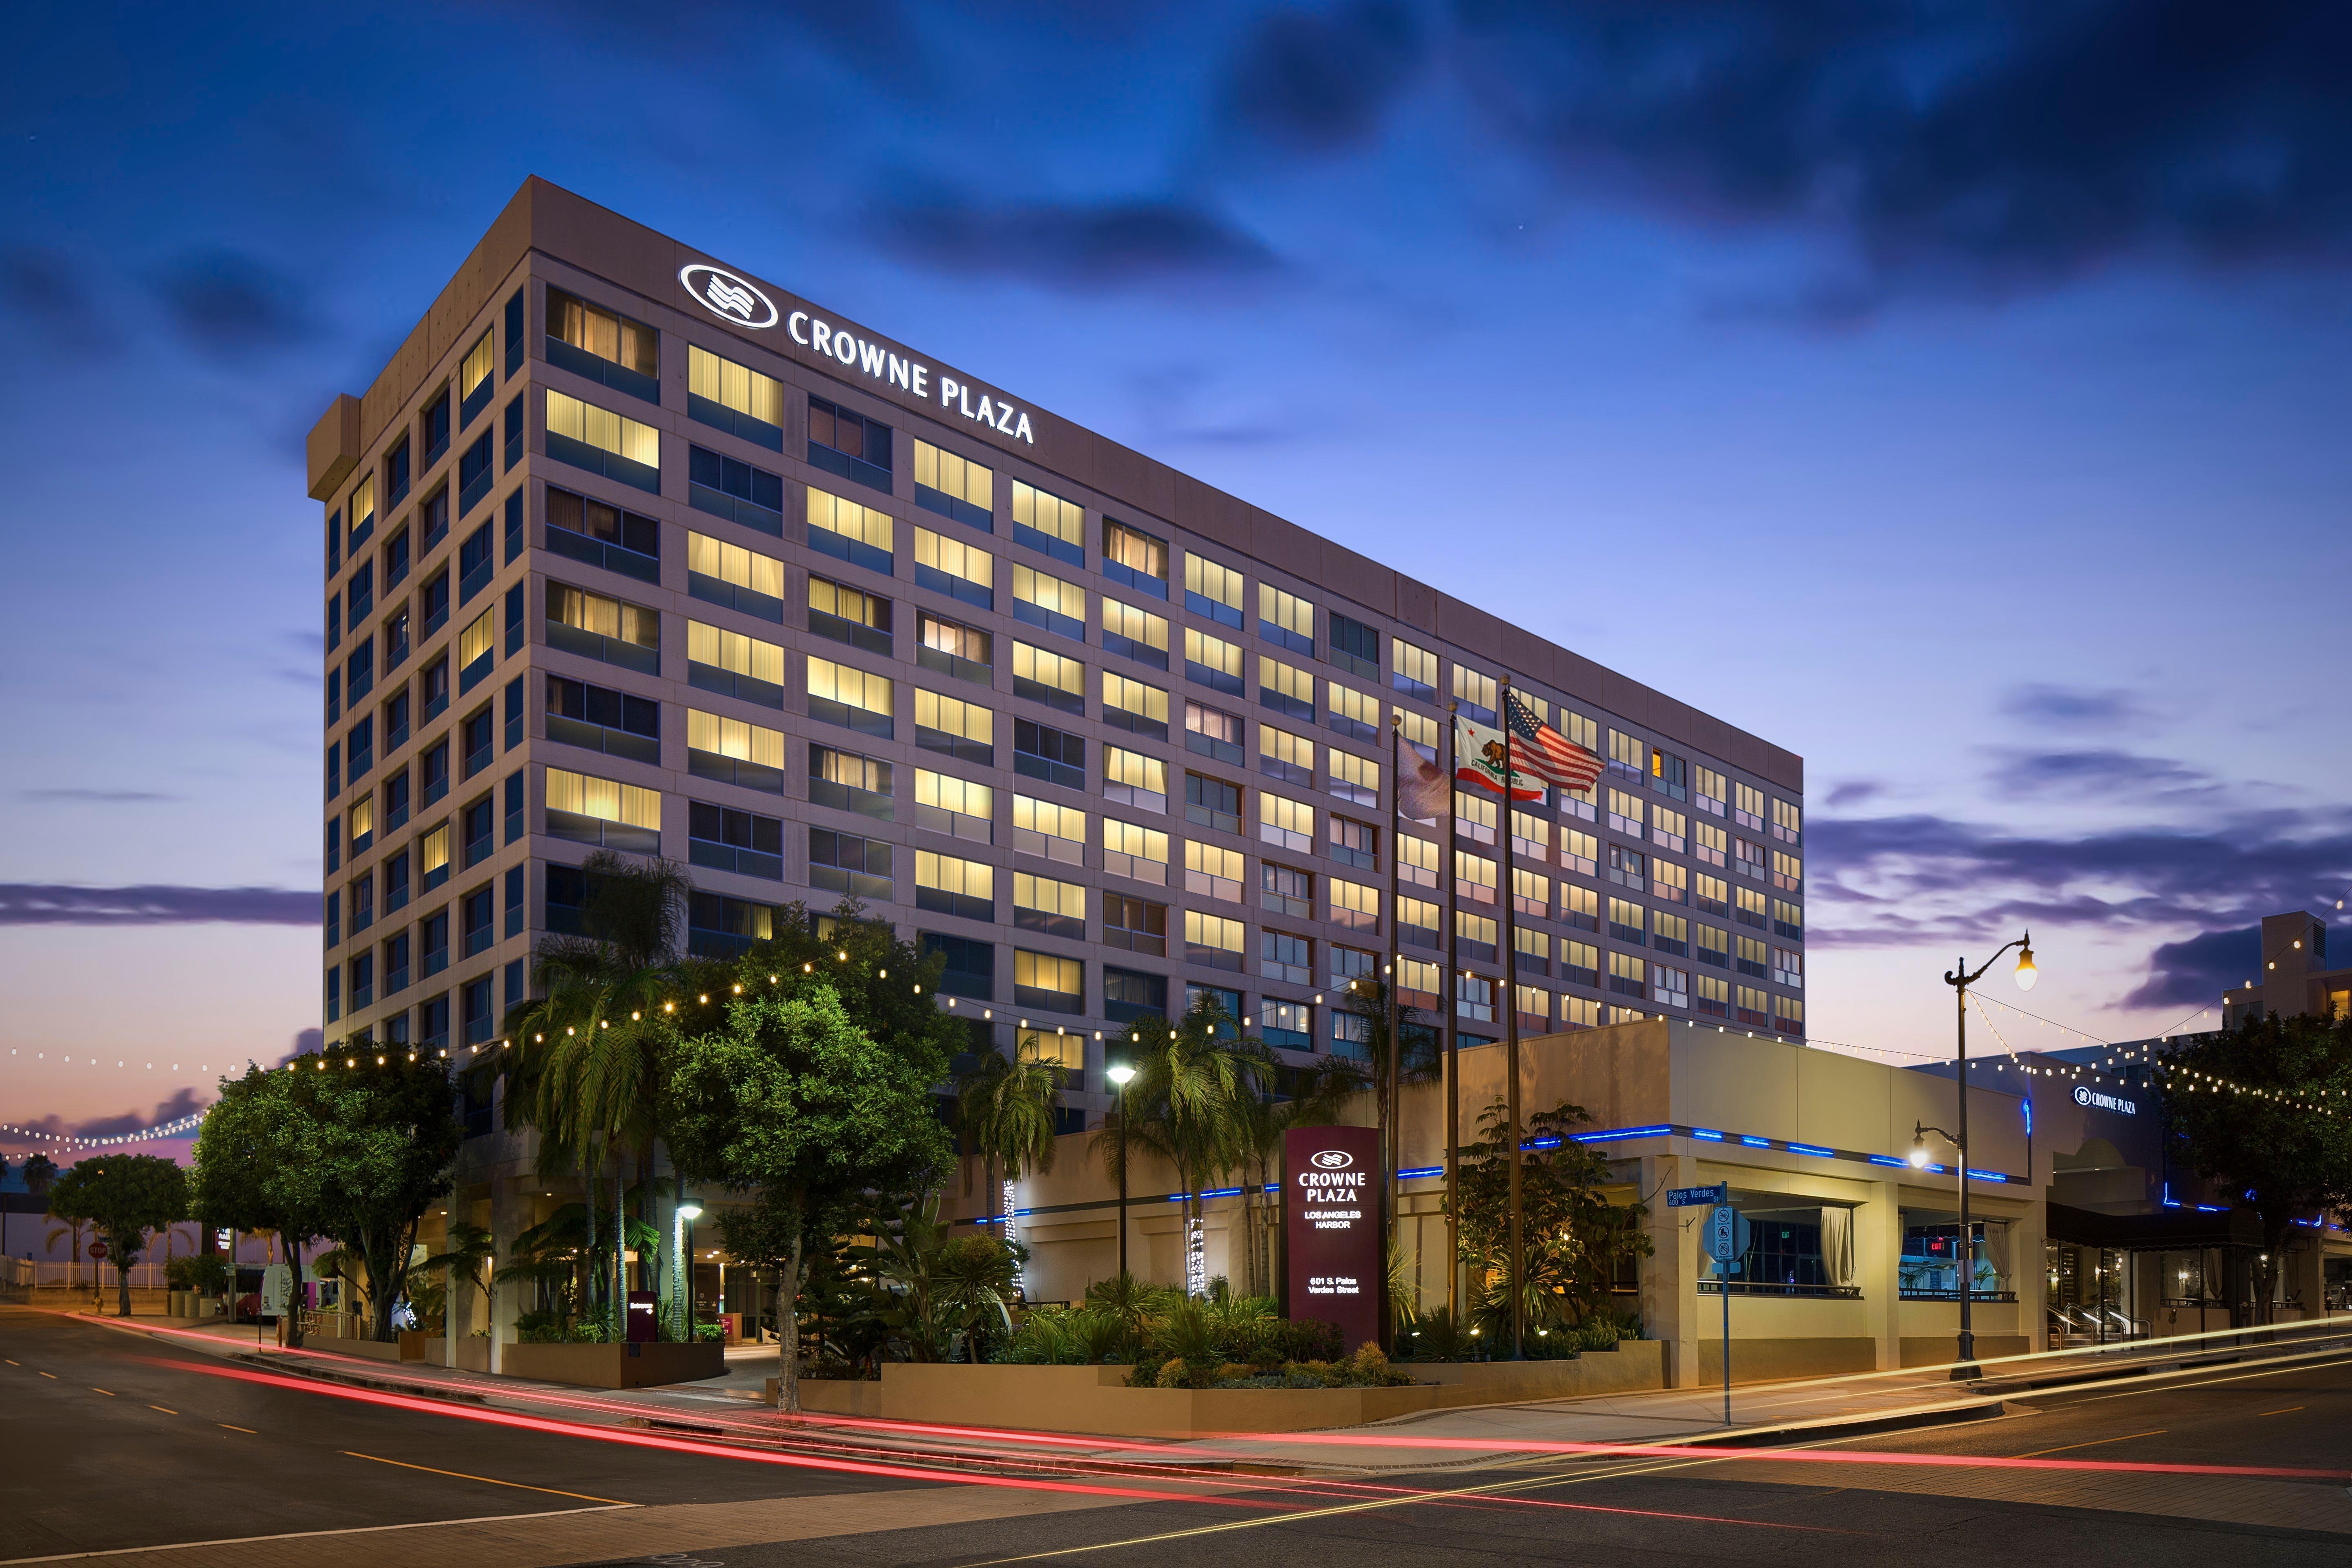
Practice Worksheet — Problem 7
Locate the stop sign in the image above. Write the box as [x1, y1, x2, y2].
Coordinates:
[87, 1241, 109, 1260]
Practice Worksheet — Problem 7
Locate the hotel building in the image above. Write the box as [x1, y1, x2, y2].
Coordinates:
[307, 177, 1808, 1126]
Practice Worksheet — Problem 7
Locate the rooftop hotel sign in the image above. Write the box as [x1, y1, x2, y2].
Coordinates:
[1283, 1124, 1381, 1353]
[679, 261, 1036, 445]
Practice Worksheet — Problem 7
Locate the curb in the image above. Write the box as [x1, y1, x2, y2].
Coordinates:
[227, 1351, 488, 1405]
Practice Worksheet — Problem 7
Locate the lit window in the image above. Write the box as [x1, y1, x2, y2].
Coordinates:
[545, 390, 659, 468]
[688, 343, 783, 425]
[687, 531, 784, 599]
[690, 621, 785, 683]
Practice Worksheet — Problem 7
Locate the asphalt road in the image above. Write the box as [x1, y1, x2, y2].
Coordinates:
[7, 1305, 2348, 1568]
[0, 1306, 932, 1561]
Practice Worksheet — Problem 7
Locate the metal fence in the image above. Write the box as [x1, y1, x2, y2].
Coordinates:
[9, 1260, 171, 1291]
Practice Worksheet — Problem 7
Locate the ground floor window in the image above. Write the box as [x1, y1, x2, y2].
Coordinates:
[1902, 1212, 2013, 1300]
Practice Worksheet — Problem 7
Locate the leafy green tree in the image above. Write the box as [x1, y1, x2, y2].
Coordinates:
[2161, 1011, 2352, 1322]
[666, 967, 956, 1414]
[953, 1048, 1063, 1233]
[1450, 1098, 1652, 1340]
[47, 1155, 189, 1316]
[193, 1054, 461, 1341]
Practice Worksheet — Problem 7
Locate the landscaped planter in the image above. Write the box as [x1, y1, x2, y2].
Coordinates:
[767, 1342, 1666, 1437]
[502, 1340, 726, 1389]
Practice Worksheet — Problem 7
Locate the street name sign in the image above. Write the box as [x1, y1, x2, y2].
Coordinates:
[1667, 1184, 1728, 1209]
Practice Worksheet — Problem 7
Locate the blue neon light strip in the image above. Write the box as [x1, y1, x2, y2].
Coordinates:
[1399, 1165, 1442, 1180]
[1869, 1155, 1909, 1167]
[1742, 1136, 1772, 1147]
[1693, 1129, 1724, 1141]
[1787, 1143, 1835, 1158]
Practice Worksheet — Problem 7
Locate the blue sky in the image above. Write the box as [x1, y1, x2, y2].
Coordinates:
[5, 1, 2352, 1143]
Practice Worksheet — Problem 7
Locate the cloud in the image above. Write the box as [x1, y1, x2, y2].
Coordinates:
[2000, 682, 2153, 730]
[0, 885, 318, 926]
[1221, 1, 1425, 151]
[1450, 2, 2352, 307]
[151, 248, 317, 359]
[73, 1087, 209, 1141]
[1824, 780, 1885, 808]
[0, 246, 116, 350]
[865, 189, 1283, 291]
[21, 789, 180, 804]
[2125, 924, 2264, 1009]
[1984, 748, 2216, 801]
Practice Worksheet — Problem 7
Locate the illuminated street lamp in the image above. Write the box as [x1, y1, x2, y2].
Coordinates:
[1938, 931, 2039, 1378]
[675, 1201, 703, 1341]
[1106, 1060, 1137, 1280]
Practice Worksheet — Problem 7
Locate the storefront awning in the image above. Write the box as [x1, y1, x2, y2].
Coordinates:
[2046, 1200, 2263, 1252]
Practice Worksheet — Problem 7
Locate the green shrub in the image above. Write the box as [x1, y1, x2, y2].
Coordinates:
[165, 1255, 233, 1293]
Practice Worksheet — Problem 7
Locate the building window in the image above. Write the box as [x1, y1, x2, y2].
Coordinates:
[1103, 746, 1168, 814]
[1012, 564, 1085, 641]
[916, 689, 996, 766]
[1773, 899, 1804, 939]
[1183, 555, 1245, 629]
[1773, 946, 1803, 987]
[1775, 993, 1804, 1036]
[1607, 843, 1645, 892]
[913, 526, 993, 610]
[1693, 820, 1728, 868]
[1258, 999, 1310, 1051]
[1260, 929, 1311, 986]
[1651, 858, 1688, 906]
[687, 445, 785, 535]
[912, 767, 991, 842]
[1452, 666, 1497, 724]
[1013, 949, 1084, 1013]
[805, 657, 894, 739]
[1262, 860, 1313, 919]
[1185, 700, 1244, 767]
[1695, 765, 1728, 817]
[1326, 813, 1380, 873]
[1651, 805, 1687, 855]
[1650, 746, 1688, 800]
[1325, 745, 1379, 806]
[914, 439, 995, 531]
[545, 675, 659, 765]
[921, 931, 994, 999]
[1010, 641, 1086, 717]
[1696, 923, 1730, 969]
[810, 826, 893, 901]
[806, 487, 895, 575]
[1695, 973, 1730, 1016]
[1326, 680, 1379, 743]
[1651, 963, 1689, 1009]
[1736, 886, 1767, 929]
[1258, 584, 1314, 657]
[1327, 611, 1378, 681]
[1184, 627, 1243, 696]
[1011, 717, 1083, 789]
[1260, 792, 1315, 855]
[544, 766, 661, 854]
[1607, 729, 1646, 781]
[807, 575, 892, 658]
[1185, 840, 1245, 904]
[546, 287, 659, 399]
[1329, 1009, 1374, 1061]
[1185, 771, 1242, 835]
[1103, 893, 1167, 956]
[1102, 597, 1169, 670]
[808, 394, 893, 492]
[688, 800, 784, 880]
[916, 850, 996, 922]
[1515, 866, 1549, 920]
[545, 389, 660, 491]
[1101, 669, 1168, 737]
[1734, 782, 1766, 831]
[1184, 910, 1245, 972]
[1398, 832, 1438, 889]
[1694, 872, 1730, 918]
[1456, 972, 1495, 1023]
[1608, 951, 1645, 998]
[1562, 940, 1599, 989]
[548, 582, 660, 676]
[686, 343, 784, 448]
[1736, 984, 1771, 1028]
[1104, 964, 1166, 1022]
[1102, 518, 1168, 597]
[1011, 793, 1086, 866]
[1771, 850, 1803, 893]
[1457, 909, 1496, 962]
[1259, 655, 1315, 723]
[1104, 817, 1169, 885]
[1398, 895, 1439, 949]
[1390, 637, 1437, 701]
[1737, 935, 1769, 978]
[1013, 871, 1085, 939]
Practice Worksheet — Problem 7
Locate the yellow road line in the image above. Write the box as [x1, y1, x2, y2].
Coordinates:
[92, 1388, 115, 1396]
[2257, 1406, 2304, 1416]
[340, 1451, 626, 1506]
[4, 1359, 17, 1365]
[218, 1424, 256, 1433]
[37, 1372, 54, 1379]
[150, 1405, 178, 1415]
[2010, 1429, 2165, 1459]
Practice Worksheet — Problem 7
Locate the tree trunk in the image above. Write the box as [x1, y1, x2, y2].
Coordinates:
[283, 1230, 308, 1348]
[583, 1140, 599, 1328]
[116, 1250, 131, 1318]
[613, 1151, 626, 1322]
[777, 1207, 806, 1417]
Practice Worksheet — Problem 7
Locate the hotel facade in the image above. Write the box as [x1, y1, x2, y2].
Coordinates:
[308, 178, 1809, 1125]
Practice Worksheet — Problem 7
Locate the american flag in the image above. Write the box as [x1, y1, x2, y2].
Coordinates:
[1505, 690, 1602, 794]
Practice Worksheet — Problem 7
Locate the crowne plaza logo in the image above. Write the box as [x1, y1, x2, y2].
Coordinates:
[678, 263, 777, 329]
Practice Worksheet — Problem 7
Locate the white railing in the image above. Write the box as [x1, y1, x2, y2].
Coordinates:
[13, 1261, 172, 1291]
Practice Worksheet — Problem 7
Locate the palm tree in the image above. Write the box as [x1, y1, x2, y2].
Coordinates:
[7, 1153, 56, 1281]
[1333, 975, 1441, 1238]
[415, 1221, 497, 1346]
[952, 1047, 1063, 1263]
[494, 850, 693, 1335]
[1094, 994, 1270, 1296]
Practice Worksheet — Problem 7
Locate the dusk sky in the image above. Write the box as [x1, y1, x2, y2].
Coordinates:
[5, 2, 2352, 1155]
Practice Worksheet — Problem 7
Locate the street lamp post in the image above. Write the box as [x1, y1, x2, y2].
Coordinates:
[1106, 1061, 1136, 1280]
[1922, 930, 2038, 1379]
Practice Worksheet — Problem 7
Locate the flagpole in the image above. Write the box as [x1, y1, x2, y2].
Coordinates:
[1442, 699, 1462, 1335]
[1384, 710, 1403, 1337]
[1499, 679, 1526, 1361]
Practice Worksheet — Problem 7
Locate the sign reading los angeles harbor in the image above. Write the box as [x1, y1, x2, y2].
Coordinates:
[679, 261, 1036, 445]
[1283, 1124, 1381, 1354]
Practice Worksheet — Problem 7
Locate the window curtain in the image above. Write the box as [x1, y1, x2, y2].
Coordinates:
[1820, 1206, 1857, 1289]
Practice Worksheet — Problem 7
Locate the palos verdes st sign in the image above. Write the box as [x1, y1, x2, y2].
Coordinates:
[1283, 1124, 1381, 1354]
[679, 262, 1038, 445]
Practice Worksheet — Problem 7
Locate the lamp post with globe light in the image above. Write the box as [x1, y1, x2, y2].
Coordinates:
[1106, 1060, 1136, 1279]
[1919, 931, 2038, 1379]
[675, 1201, 702, 1341]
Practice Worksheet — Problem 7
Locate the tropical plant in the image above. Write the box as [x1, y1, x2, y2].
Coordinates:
[2162, 1011, 2352, 1323]
[165, 1254, 234, 1294]
[928, 1231, 1027, 1360]
[1451, 1098, 1653, 1348]
[1225, 1055, 1365, 1298]
[13, 1152, 58, 1261]
[47, 1155, 189, 1316]
[1095, 993, 1274, 1296]
[952, 1047, 1063, 1238]
[666, 951, 959, 1414]
[414, 1221, 497, 1343]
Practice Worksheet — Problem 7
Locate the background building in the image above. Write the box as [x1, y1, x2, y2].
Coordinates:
[307, 177, 1806, 1136]
[2223, 909, 2348, 1027]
